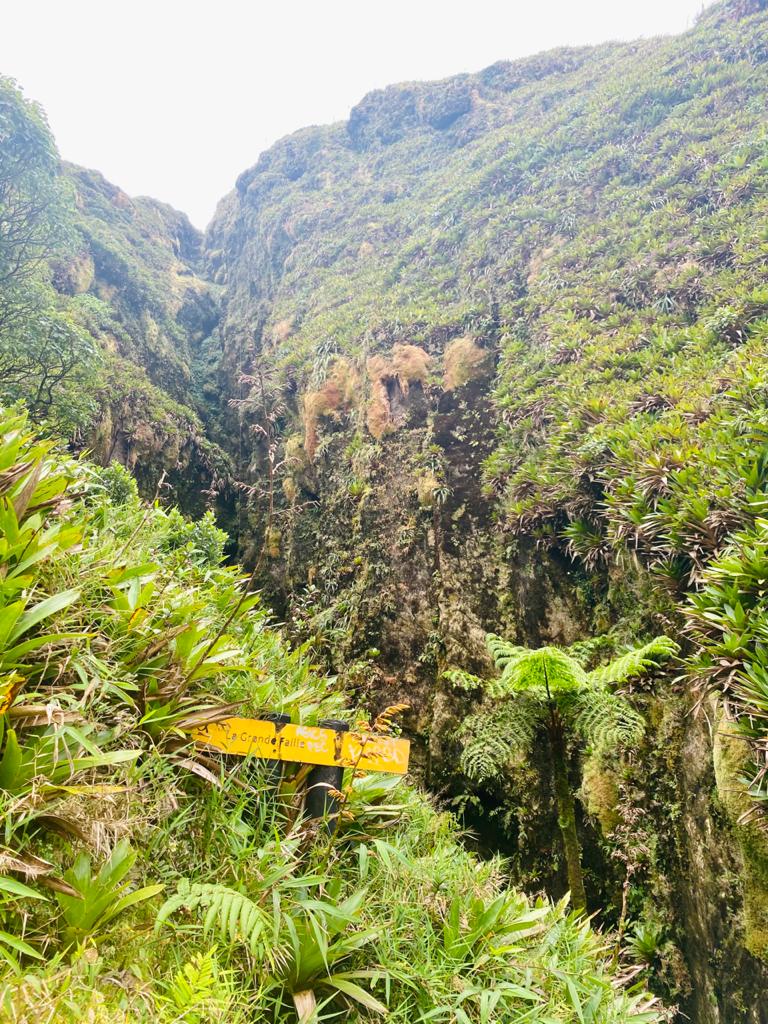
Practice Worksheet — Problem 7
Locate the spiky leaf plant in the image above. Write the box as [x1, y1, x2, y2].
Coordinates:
[448, 633, 678, 909]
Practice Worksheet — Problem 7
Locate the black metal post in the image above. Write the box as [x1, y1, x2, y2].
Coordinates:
[257, 710, 292, 785]
[305, 718, 349, 834]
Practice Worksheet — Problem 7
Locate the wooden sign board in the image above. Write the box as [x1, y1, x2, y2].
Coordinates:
[191, 717, 410, 775]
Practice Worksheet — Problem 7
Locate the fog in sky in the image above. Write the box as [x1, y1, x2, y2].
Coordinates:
[2, 0, 712, 228]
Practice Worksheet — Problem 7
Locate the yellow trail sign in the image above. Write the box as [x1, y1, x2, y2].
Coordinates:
[191, 717, 410, 775]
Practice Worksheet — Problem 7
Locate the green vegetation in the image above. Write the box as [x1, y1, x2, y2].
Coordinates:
[446, 634, 677, 910]
[5, 1, 768, 1014]
[0, 75, 69, 333]
[0, 75, 99, 431]
[0, 408, 657, 1021]
[196, 9, 768, 1010]
[0, 76, 228, 505]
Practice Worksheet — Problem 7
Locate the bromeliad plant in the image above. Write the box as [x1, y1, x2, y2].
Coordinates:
[446, 633, 678, 909]
[687, 514, 768, 809]
[55, 838, 163, 949]
[0, 410, 140, 893]
[0, 410, 81, 710]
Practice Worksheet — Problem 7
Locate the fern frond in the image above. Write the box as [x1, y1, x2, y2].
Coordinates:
[573, 689, 645, 754]
[443, 667, 485, 692]
[568, 633, 617, 667]
[458, 696, 545, 782]
[166, 947, 230, 1015]
[588, 636, 679, 686]
[460, 732, 515, 783]
[497, 646, 587, 696]
[156, 882, 270, 958]
[486, 634, 528, 670]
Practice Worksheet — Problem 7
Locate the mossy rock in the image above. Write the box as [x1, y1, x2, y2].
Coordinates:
[443, 337, 493, 391]
[580, 753, 620, 835]
[713, 709, 768, 962]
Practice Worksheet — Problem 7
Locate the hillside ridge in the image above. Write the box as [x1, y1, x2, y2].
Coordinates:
[3, 2, 768, 1018]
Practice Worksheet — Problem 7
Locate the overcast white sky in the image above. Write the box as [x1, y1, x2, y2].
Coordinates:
[2, 0, 713, 228]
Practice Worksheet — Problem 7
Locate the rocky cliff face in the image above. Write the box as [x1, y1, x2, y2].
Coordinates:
[50, 164, 231, 510]
[188, 3, 768, 1017]
[62, 164, 218, 401]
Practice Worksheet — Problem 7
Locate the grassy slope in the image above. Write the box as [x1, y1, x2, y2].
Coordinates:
[208, 4, 766, 368]
[61, 163, 218, 404]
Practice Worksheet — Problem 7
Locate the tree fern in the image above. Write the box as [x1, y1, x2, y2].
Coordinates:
[443, 628, 677, 910]
[495, 645, 587, 696]
[588, 636, 679, 686]
[156, 881, 271, 959]
[460, 731, 514, 783]
[443, 667, 484, 692]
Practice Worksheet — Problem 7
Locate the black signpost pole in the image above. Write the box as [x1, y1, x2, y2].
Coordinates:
[258, 710, 292, 784]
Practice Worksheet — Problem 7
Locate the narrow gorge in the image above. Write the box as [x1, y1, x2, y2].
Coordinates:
[3, 1, 768, 1021]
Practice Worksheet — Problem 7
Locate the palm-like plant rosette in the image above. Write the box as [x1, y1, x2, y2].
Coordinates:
[447, 634, 678, 784]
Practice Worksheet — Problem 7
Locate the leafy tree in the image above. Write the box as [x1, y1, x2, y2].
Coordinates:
[0, 76, 70, 332]
[447, 634, 678, 910]
[0, 78, 95, 426]
[0, 309, 99, 429]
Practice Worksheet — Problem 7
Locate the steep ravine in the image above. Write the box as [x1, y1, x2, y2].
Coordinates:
[185, 5, 768, 1018]
[39, 2, 768, 1017]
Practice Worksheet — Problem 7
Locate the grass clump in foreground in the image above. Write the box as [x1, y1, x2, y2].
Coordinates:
[0, 407, 657, 1022]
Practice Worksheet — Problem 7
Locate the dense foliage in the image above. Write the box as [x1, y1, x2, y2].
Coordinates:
[205, 1, 768, 809]
[0, 408, 656, 1021]
[194, 8, 768, 1012]
[4, 2, 768, 1016]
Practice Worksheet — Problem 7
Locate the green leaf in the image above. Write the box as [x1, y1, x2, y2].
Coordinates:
[0, 876, 47, 901]
[10, 589, 80, 643]
[0, 729, 22, 789]
[566, 977, 584, 1023]
[0, 929, 43, 959]
[103, 883, 164, 925]
[327, 974, 389, 1014]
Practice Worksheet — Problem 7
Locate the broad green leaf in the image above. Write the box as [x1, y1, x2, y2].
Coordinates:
[0, 876, 48, 901]
[103, 883, 164, 924]
[0, 728, 22, 788]
[0, 929, 43, 959]
[327, 975, 389, 1015]
[10, 589, 80, 643]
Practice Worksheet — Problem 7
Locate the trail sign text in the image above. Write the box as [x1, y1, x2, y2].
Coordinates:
[191, 717, 410, 775]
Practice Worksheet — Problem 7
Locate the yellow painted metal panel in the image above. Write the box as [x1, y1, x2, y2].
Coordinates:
[190, 717, 410, 775]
